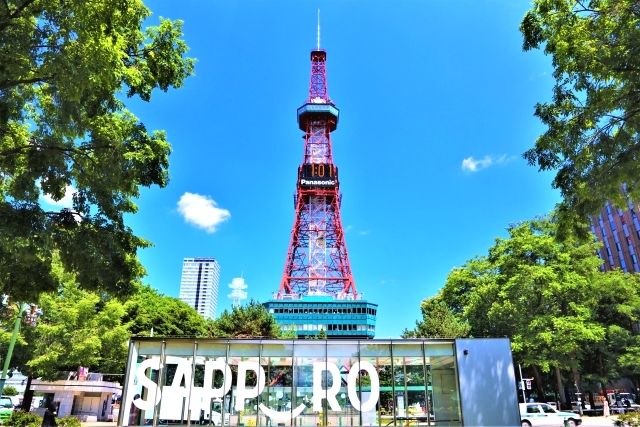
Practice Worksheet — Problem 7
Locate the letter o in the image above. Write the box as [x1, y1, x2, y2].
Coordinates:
[347, 361, 379, 412]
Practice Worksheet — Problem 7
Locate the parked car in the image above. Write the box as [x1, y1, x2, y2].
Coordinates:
[7, 395, 21, 409]
[0, 396, 14, 425]
[611, 398, 640, 413]
[520, 402, 582, 427]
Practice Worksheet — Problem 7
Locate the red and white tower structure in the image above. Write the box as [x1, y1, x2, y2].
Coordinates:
[277, 48, 357, 300]
[265, 28, 377, 338]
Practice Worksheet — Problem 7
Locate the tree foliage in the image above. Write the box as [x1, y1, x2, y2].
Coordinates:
[412, 212, 640, 397]
[521, 0, 640, 231]
[22, 276, 206, 379]
[591, 271, 640, 383]
[0, 0, 194, 301]
[123, 284, 207, 337]
[428, 216, 605, 375]
[27, 267, 130, 379]
[207, 301, 283, 338]
[402, 298, 470, 339]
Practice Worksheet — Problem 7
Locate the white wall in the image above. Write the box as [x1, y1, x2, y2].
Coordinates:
[455, 338, 520, 426]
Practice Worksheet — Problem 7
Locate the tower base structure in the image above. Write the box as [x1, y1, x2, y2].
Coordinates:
[264, 296, 377, 339]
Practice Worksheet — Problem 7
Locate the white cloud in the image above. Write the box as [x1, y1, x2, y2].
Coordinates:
[177, 192, 230, 233]
[461, 154, 514, 173]
[358, 229, 371, 236]
[42, 184, 76, 208]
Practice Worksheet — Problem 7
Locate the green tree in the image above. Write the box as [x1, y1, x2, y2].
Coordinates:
[402, 298, 470, 338]
[123, 284, 207, 337]
[433, 215, 605, 402]
[207, 301, 282, 338]
[520, 0, 640, 231]
[0, 0, 194, 301]
[27, 267, 129, 379]
[586, 271, 640, 391]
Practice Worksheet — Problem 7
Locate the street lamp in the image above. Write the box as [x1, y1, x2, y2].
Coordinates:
[0, 303, 40, 393]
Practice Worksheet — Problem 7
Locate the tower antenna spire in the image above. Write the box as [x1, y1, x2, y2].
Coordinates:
[317, 9, 321, 50]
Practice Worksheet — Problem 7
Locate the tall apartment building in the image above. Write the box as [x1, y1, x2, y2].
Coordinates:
[591, 200, 640, 272]
[179, 257, 220, 319]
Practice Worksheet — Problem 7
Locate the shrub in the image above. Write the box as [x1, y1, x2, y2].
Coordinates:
[58, 415, 81, 427]
[615, 412, 640, 427]
[2, 386, 18, 396]
[6, 410, 41, 427]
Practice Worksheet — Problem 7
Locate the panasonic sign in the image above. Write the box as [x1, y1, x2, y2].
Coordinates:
[128, 356, 379, 423]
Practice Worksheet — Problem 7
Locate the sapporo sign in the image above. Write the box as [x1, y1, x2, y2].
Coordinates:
[129, 356, 380, 422]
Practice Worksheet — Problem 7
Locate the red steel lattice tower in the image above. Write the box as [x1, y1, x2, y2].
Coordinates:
[276, 47, 358, 300]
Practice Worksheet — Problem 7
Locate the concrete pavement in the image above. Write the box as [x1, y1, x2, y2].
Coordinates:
[78, 415, 622, 427]
[571, 415, 618, 426]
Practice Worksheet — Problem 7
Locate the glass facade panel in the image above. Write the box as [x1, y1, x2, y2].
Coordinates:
[227, 343, 261, 426]
[293, 342, 325, 426]
[360, 341, 392, 426]
[196, 342, 228, 425]
[258, 342, 294, 426]
[326, 343, 360, 426]
[127, 341, 164, 426]
[121, 339, 464, 427]
[392, 343, 429, 424]
[428, 349, 461, 426]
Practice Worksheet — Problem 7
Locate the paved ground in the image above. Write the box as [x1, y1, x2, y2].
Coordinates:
[580, 415, 618, 426]
[80, 421, 619, 427]
[78, 415, 622, 426]
[80, 423, 117, 427]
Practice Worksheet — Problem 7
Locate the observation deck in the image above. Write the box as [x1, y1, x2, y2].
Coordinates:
[297, 101, 339, 131]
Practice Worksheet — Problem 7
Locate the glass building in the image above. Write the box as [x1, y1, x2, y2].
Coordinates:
[591, 200, 640, 272]
[264, 296, 377, 338]
[119, 338, 519, 426]
[179, 258, 221, 319]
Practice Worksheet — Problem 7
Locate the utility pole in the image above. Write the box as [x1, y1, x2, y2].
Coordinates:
[518, 364, 527, 403]
[0, 303, 28, 393]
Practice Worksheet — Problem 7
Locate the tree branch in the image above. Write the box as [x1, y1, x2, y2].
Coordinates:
[0, 0, 37, 32]
[44, 210, 86, 221]
[0, 141, 114, 163]
[573, 0, 598, 15]
[0, 75, 51, 90]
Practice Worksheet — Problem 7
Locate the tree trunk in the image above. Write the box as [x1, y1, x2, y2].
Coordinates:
[555, 367, 567, 405]
[20, 375, 33, 411]
[532, 366, 546, 401]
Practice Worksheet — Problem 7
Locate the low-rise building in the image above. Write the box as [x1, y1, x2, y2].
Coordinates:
[30, 372, 121, 422]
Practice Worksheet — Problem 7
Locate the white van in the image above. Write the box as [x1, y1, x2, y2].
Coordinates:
[200, 399, 230, 426]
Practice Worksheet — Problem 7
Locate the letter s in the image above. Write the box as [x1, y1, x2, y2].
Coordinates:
[133, 357, 162, 411]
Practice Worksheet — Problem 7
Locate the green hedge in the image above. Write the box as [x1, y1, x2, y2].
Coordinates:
[58, 415, 81, 427]
[6, 410, 41, 427]
[6, 411, 82, 427]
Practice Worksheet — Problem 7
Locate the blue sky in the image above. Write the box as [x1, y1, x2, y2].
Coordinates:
[101, 1, 559, 337]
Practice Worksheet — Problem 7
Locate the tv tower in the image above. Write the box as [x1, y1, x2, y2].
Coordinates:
[264, 17, 377, 338]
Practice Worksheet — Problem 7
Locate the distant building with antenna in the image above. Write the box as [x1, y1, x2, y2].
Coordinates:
[228, 277, 248, 307]
[179, 257, 220, 319]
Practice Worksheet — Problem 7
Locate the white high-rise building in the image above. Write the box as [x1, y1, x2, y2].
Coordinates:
[179, 258, 220, 319]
